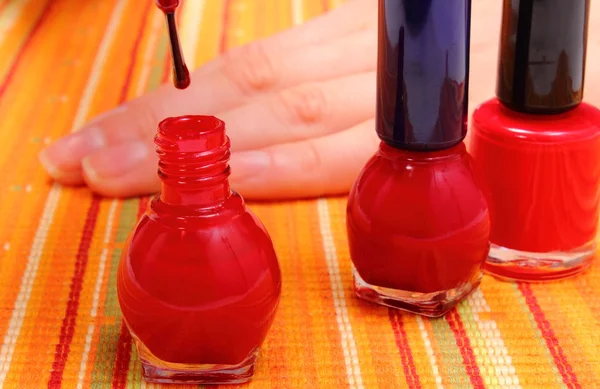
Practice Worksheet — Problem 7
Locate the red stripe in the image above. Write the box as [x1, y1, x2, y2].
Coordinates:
[446, 309, 485, 389]
[107, 3, 155, 387]
[116, 3, 153, 103]
[519, 283, 581, 388]
[111, 196, 150, 389]
[111, 321, 133, 389]
[0, 0, 53, 99]
[388, 310, 421, 388]
[218, 0, 232, 54]
[47, 197, 102, 388]
[48, 2, 152, 386]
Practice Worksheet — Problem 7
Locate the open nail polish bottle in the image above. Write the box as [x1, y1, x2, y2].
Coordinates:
[470, 0, 600, 281]
[116, 116, 282, 384]
[346, 0, 490, 317]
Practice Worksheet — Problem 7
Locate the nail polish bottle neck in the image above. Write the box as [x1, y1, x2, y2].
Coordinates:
[160, 177, 231, 208]
[155, 115, 232, 208]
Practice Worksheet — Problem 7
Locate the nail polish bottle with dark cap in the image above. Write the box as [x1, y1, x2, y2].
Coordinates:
[471, 0, 600, 281]
[346, 0, 490, 317]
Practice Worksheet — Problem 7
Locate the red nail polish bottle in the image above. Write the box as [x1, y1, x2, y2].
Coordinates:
[347, 0, 490, 317]
[116, 116, 282, 384]
[470, 0, 600, 281]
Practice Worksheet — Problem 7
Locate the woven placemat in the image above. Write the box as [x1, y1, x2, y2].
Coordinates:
[0, 0, 599, 388]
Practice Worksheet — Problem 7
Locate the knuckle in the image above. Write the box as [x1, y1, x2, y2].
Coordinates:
[224, 41, 280, 94]
[299, 139, 324, 173]
[128, 101, 161, 139]
[278, 83, 329, 125]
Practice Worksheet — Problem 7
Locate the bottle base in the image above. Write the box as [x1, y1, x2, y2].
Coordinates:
[484, 241, 596, 282]
[353, 268, 482, 318]
[132, 334, 258, 385]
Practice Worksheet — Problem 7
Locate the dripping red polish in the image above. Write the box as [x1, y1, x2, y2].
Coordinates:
[155, 0, 190, 89]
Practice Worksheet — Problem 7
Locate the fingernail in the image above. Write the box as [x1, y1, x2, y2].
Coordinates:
[229, 150, 271, 181]
[39, 127, 106, 174]
[82, 141, 150, 181]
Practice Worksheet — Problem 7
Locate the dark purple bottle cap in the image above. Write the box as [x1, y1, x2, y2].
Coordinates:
[376, 0, 471, 151]
[496, 0, 590, 113]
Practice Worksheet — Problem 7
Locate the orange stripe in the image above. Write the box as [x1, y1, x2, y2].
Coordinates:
[0, 0, 52, 98]
[9, 189, 92, 388]
[0, 0, 119, 357]
[47, 197, 102, 387]
[112, 197, 148, 388]
[219, 0, 232, 53]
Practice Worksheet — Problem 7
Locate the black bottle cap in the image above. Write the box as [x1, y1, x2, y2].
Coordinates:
[375, 0, 471, 151]
[496, 0, 590, 114]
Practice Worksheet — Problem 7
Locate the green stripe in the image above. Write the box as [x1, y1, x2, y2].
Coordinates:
[510, 284, 567, 388]
[90, 199, 139, 389]
[127, 342, 143, 388]
[92, 23, 170, 386]
[146, 31, 170, 92]
[456, 300, 494, 386]
[429, 316, 472, 386]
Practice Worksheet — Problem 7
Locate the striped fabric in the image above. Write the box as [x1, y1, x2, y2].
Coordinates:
[0, 0, 599, 388]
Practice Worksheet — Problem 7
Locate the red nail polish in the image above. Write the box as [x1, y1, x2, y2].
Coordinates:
[116, 116, 282, 384]
[470, 0, 600, 281]
[347, 0, 490, 317]
[154, 0, 190, 89]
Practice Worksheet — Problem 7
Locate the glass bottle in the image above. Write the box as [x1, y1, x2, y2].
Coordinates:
[117, 115, 282, 384]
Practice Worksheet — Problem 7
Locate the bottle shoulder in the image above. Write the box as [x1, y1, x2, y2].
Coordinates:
[347, 145, 489, 236]
[472, 98, 600, 143]
[146, 191, 249, 226]
[119, 197, 281, 309]
[124, 191, 274, 263]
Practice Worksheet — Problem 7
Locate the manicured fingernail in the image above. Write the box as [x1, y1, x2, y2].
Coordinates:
[39, 127, 106, 174]
[82, 141, 150, 181]
[229, 150, 271, 181]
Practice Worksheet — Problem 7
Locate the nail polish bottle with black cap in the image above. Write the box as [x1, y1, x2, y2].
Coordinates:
[346, 0, 490, 317]
[471, 0, 600, 281]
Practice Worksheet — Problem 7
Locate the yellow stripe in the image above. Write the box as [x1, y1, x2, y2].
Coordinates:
[328, 198, 409, 387]
[192, 0, 224, 65]
[480, 278, 565, 388]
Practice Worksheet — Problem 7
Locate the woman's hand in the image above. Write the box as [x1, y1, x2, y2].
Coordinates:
[41, 0, 575, 200]
[39, 0, 378, 199]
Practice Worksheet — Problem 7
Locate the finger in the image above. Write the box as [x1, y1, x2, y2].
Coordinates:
[200, 0, 376, 74]
[125, 27, 375, 126]
[221, 72, 375, 151]
[192, 27, 376, 113]
[38, 101, 156, 186]
[81, 140, 159, 198]
[79, 119, 379, 199]
[228, 119, 379, 199]
[39, 25, 375, 185]
[77, 70, 376, 197]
